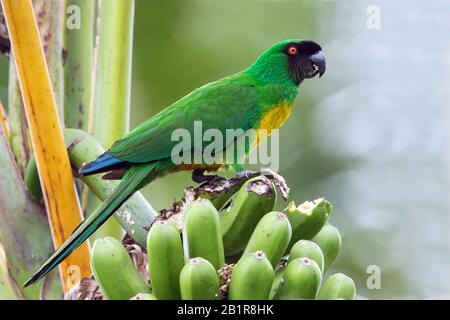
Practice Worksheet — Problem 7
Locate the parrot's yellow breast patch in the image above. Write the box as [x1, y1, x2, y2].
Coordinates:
[254, 103, 292, 147]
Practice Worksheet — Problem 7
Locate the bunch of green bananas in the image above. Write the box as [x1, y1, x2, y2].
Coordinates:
[90, 176, 356, 300]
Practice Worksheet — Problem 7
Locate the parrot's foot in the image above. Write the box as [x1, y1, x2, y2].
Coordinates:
[235, 169, 290, 201]
[192, 169, 225, 184]
[236, 170, 257, 180]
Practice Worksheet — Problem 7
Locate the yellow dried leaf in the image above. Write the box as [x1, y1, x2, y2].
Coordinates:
[0, 100, 9, 141]
[1, 0, 91, 292]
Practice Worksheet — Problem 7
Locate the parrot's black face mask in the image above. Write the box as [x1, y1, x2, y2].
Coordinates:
[284, 40, 326, 85]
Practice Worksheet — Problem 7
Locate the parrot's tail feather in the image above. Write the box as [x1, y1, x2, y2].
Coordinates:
[23, 163, 157, 288]
[79, 151, 124, 176]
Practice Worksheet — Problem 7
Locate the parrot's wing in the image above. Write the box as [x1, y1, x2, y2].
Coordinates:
[109, 75, 260, 163]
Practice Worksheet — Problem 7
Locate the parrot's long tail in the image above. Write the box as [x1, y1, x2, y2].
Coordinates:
[23, 163, 157, 288]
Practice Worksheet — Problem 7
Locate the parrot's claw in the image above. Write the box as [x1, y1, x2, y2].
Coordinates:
[235, 169, 290, 201]
[236, 169, 290, 201]
[236, 170, 257, 180]
[192, 169, 225, 185]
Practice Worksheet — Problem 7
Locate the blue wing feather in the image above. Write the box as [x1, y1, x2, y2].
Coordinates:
[79, 152, 123, 176]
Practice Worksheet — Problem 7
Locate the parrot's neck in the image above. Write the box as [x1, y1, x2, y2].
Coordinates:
[244, 58, 300, 110]
[256, 80, 299, 113]
[245, 55, 299, 88]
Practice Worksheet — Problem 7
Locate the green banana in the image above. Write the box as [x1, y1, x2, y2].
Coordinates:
[221, 176, 276, 256]
[317, 273, 356, 300]
[271, 239, 324, 299]
[228, 251, 274, 300]
[196, 174, 261, 210]
[183, 199, 225, 270]
[243, 211, 292, 268]
[147, 220, 185, 300]
[285, 198, 332, 251]
[269, 267, 285, 300]
[288, 240, 324, 273]
[179, 257, 221, 300]
[131, 293, 158, 300]
[91, 237, 150, 300]
[312, 224, 342, 273]
[198, 184, 239, 210]
[277, 257, 322, 300]
[24, 154, 43, 202]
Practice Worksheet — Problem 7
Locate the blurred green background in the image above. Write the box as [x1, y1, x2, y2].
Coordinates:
[1, 0, 449, 299]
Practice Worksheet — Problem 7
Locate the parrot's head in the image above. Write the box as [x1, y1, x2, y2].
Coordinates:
[248, 39, 326, 86]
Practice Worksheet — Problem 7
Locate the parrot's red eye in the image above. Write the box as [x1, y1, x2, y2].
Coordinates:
[288, 46, 298, 55]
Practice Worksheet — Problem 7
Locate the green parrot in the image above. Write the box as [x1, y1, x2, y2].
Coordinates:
[24, 39, 325, 287]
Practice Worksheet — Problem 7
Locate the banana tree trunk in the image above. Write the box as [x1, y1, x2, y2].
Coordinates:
[87, 0, 136, 242]
[63, 0, 95, 130]
[0, 125, 62, 299]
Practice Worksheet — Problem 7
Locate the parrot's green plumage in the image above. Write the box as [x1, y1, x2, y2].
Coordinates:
[24, 39, 325, 287]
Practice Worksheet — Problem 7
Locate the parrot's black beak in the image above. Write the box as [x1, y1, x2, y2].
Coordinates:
[309, 51, 326, 78]
[302, 50, 326, 79]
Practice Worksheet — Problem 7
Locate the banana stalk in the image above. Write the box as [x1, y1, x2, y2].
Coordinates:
[285, 198, 332, 251]
[147, 220, 184, 300]
[179, 258, 221, 300]
[243, 211, 292, 268]
[312, 224, 342, 274]
[228, 251, 274, 300]
[64, 128, 157, 246]
[24, 154, 42, 202]
[91, 237, 150, 300]
[183, 199, 225, 270]
[317, 273, 356, 300]
[221, 176, 276, 256]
